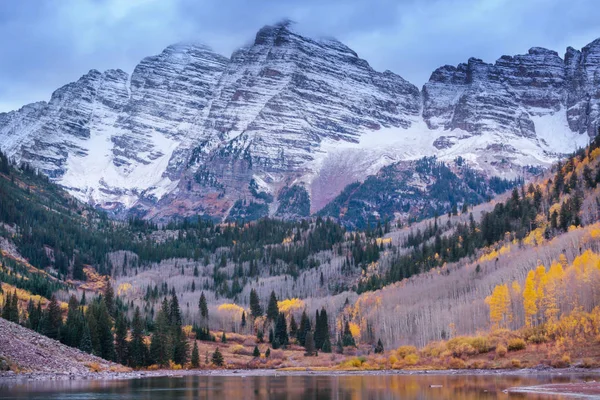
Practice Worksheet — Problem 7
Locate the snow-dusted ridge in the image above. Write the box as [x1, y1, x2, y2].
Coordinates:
[0, 21, 598, 220]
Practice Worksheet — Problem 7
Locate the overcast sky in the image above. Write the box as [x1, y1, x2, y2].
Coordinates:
[1, 0, 599, 112]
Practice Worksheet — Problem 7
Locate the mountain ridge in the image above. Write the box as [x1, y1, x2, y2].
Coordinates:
[0, 22, 598, 222]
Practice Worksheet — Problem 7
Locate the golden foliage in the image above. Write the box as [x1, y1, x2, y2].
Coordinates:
[117, 283, 132, 296]
[277, 298, 304, 315]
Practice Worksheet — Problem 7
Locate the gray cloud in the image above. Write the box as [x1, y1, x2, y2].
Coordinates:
[1, 0, 599, 112]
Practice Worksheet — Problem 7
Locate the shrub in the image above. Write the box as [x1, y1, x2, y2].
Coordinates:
[146, 364, 159, 371]
[495, 344, 507, 358]
[550, 354, 571, 368]
[469, 336, 490, 353]
[396, 346, 417, 358]
[269, 349, 285, 360]
[527, 334, 547, 344]
[86, 362, 102, 373]
[507, 338, 526, 351]
[446, 338, 477, 358]
[388, 355, 398, 365]
[404, 354, 419, 366]
[467, 360, 488, 369]
[511, 359, 522, 368]
[582, 358, 597, 368]
[420, 341, 446, 358]
[230, 344, 246, 355]
[448, 357, 466, 369]
[168, 360, 182, 370]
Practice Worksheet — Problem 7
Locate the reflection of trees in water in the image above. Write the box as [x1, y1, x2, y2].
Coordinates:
[0, 374, 591, 400]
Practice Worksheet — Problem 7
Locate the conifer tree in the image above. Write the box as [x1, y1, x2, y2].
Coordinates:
[319, 308, 330, 352]
[304, 330, 316, 356]
[199, 291, 208, 326]
[191, 341, 200, 368]
[42, 295, 62, 340]
[297, 310, 311, 346]
[95, 298, 115, 361]
[129, 306, 148, 368]
[289, 315, 298, 340]
[249, 289, 262, 318]
[211, 347, 224, 366]
[104, 279, 115, 317]
[241, 311, 246, 328]
[79, 323, 93, 354]
[73, 254, 85, 281]
[314, 309, 322, 349]
[150, 299, 171, 366]
[374, 339, 384, 354]
[115, 313, 129, 365]
[170, 293, 188, 365]
[342, 321, 356, 347]
[253, 346, 260, 357]
[266, 291, 279, 321]
[62, 295, 84, 348]
[274, 312, 288, 347]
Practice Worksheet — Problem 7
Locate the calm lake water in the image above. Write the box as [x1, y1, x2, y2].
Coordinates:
[0, 373, 594, 399]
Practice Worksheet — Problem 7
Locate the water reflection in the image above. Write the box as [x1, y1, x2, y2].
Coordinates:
[0, 373, 593, 399]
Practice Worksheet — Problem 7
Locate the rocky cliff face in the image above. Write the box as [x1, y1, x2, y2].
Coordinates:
[0, 22, 599, 221]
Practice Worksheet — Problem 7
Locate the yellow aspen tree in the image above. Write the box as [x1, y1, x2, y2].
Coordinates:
[486, 284, 511, 329]
[535, 265, 547, 324]
[523, 270, 538, 327]
[544, 262, 565, 332]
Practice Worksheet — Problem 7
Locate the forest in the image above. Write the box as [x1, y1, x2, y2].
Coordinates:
[1, 132, 600, 370]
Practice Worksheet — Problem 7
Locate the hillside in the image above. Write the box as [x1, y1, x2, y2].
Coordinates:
[0, 22, 597, 222]
[1, 132, 600, 372]
[0, 317, 119, 374]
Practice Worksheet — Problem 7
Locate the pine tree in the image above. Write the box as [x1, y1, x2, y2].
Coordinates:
[221, 331, 227, 343]
[62, 294, 84, 348]
[96, 298, 115, 361]
[170, 293, 188, 366]
[342, 321, 356, 347]
[274, 312, 288, 347]
[211, 347, 224, 366]
[266, 291, 279, 321]
[265, 348, 270, 358]
[241, 311, 246, 328]
[322, 336, 332, 353]
[253, 345, 260, 357]
[319, 308, 330, 352]
[73, 254, 85, 281]
[289, 315, 298, 340]
[150, 299, 171, 366]
[297, 310, 311, 346]
[80, 291, 87, 306]
[374, 339, 384, 354]
[191, 341, 200, 368]
[79, 323, 93, 354]
[304, 330, 316, 356]
[115, 313, 129, 365]
[104, 279, 115, 317]
[42, 295, 62, 340]
[199, 292, 208, 326]
[249, 288, 263, 318]
[129, 306, 148, 368]
[314, 309, 322, 349]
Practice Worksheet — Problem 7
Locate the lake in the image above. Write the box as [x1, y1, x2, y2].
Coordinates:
[0, 373, 595, 399]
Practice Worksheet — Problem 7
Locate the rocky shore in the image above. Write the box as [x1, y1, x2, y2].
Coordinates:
[0, 318, 119, 375]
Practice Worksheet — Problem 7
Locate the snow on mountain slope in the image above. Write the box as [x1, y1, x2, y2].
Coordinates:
[0, 22, 598, 220]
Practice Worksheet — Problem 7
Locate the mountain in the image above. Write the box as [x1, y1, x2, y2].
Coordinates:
[0, 21, 598, 221]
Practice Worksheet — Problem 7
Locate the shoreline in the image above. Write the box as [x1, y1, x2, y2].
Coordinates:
[1, 366, 599, 382]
